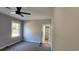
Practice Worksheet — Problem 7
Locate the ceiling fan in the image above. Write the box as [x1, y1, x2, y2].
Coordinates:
[6, 7, 31, 17]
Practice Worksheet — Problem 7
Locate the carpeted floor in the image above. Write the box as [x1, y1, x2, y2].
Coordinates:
[2, 42, 51, 51]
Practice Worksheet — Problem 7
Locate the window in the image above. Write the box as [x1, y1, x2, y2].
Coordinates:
[11, 21, 21, 37]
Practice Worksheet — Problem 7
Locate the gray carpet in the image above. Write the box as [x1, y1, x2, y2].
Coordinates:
[3, 42, 51, 51]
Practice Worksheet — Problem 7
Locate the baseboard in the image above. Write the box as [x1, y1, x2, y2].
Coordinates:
[25, 40, 41, 44]
[0, 40, 23, 50]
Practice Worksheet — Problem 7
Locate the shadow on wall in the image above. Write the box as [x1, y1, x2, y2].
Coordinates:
[24, 22, 42, 43]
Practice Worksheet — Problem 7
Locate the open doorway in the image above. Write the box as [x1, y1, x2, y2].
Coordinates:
[42, 24, 50, 44]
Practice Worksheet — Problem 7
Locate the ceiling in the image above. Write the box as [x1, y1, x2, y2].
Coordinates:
[0, 7, 52, 20]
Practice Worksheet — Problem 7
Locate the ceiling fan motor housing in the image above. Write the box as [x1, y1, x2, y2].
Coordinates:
[16, 11, 21, 14]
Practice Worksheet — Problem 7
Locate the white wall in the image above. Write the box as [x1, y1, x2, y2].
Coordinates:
[24, 20, 51, 43]
[0, 13, 22, 49]
[52, 7, 79, 51]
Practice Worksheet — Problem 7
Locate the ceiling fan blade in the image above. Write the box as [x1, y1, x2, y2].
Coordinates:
[19, 14, 24, 17]
[21, 12, 31, 15]
[6, 7, 11, 9]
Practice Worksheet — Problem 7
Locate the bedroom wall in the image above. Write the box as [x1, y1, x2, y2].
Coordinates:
[23, 20, 51, 43]
[0, 13, 22, 49]
[52, 7, 79, 50]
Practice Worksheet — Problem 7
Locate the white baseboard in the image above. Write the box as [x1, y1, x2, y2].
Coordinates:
[0, 40, 22, 49]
